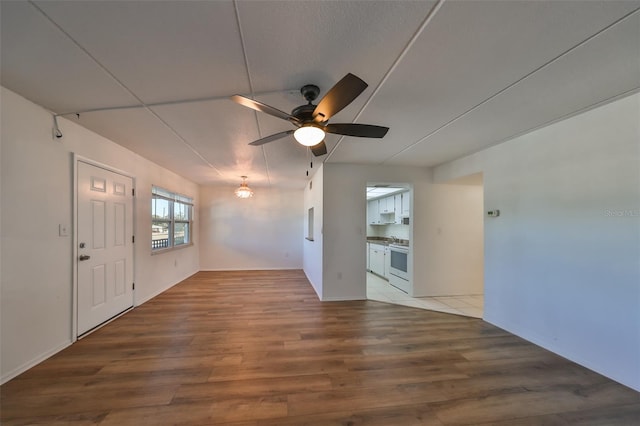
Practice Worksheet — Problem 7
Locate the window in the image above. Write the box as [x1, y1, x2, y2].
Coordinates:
[152, 186, 193, 251]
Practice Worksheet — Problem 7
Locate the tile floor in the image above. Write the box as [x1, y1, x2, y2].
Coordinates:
[366, 272, 483, 318]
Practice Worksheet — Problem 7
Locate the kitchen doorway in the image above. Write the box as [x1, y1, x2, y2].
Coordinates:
[365, 182, 413, 299]
[365, 175, 484, 318]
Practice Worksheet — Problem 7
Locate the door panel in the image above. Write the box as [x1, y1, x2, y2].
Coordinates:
[114, 202, 126, 246]
[92, 200, 106, 249]
[115, 259, 126, 296]
[92, 264, 106, 306]
[78, 161, 134, 336]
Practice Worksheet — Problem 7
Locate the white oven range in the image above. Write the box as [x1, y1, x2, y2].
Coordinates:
[388, 243, 410, 293]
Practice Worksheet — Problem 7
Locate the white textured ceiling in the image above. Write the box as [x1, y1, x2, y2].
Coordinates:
[2, 0, 639, 189]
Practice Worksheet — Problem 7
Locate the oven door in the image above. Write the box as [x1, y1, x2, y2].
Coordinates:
[389, 246, 408, 280]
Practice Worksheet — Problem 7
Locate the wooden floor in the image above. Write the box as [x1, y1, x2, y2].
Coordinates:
[2, 271, 639, 425]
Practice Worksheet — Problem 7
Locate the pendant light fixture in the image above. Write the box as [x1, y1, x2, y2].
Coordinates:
[234, 176, 254, 199]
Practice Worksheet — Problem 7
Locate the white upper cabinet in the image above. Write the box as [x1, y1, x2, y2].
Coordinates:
[367, 191, 409, 225]
[379, 196, 395, 214]
[367, 199, 380, 224]
[394, 194, 403, 224]
[402, 191, 410, 217]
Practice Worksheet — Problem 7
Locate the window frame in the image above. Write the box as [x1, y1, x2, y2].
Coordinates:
[152, 186, 194, 253]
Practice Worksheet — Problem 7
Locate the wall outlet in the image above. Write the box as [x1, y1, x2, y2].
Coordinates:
[487, 210, 500, 217]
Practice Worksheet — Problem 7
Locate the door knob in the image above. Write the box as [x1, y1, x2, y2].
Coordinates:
[79, 255, 91, 261]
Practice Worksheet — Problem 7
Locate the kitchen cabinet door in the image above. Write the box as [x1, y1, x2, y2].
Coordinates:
[379, 196, 395, 214]
[402, 191, 410, 217]
[394, 194, 402, 224]
[367, 199, 380, 224]
[369, 244, 385, 276]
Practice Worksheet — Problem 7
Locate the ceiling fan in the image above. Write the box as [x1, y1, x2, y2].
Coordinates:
[230, 73, 389, 156]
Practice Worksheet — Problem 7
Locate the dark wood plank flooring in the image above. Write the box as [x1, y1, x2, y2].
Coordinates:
[2, 270, 639, 425]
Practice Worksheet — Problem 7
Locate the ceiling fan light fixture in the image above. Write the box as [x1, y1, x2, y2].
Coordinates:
[294, 125, 325, 147]
[234, 176, 254, 199]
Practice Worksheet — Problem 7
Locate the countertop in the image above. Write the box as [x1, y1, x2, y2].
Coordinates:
[366, 237, 409, 247]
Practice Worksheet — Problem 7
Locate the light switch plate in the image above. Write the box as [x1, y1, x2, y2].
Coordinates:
[59, 224, 69, 236]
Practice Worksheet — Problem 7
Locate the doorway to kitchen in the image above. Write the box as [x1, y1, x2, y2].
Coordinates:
[366, 174, 484, 318]
[365, 182, 413, 303]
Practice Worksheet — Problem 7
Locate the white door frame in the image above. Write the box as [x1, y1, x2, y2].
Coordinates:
[72, 154, 136, 341]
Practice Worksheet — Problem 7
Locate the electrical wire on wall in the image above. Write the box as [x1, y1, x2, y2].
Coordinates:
[52, 115, 63, 138]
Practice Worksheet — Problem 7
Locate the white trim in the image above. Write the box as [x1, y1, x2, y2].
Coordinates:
[78, 306, 134, 340]
[135, 271, 198, 306]
[485, 315, 640, 392]
[74, 155, 135, 179]
[320, 295, 367, 302]
[198, 267, 301, 272]
[1, 340, 72, 385]
[72, 155, 78, 341]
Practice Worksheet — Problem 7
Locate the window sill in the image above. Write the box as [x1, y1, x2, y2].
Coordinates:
[151, 242, 194, 255]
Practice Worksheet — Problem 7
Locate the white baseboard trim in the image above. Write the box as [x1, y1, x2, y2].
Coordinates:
[320, 295, 367, 301]
[1, 268, 315, 385]
[78, 306, 134, 340]
[484, 315, 640, 392]
[2, 272, 197, 384]
[1, 340, 72, 385]
[199, 267, 302, 271]
[302, 270, 322, 300]
[136, 271, 198, 306]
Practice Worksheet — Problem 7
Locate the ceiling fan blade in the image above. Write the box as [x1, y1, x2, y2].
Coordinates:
[310, 141, 327, 157]
[248, 130, 294, 146]
[312, 73, 368, 122]
[325, 123, 389, 138]
[231, 95, 300, 124]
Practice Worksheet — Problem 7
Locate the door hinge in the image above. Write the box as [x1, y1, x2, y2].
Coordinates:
[132, 235, 135, 243]
[132, 282, 135, 290]
[132, 188, 135, 196]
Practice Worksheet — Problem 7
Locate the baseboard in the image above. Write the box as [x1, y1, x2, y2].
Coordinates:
[302, 269, 322, 300]
[136, 270, 198, 306]
[199, 267, 302, 271]
[1, 340, 72, 385]
[320, 295, 367, 302]
[484, 314, 640, 392]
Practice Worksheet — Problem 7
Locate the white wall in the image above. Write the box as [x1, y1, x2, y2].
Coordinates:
[425, 183, 484, 296]
[434, 93, 640, 391]
[320, 165, 431, 300]
[309, 164, 484, 301]
[1, 87, 200, 383]
[199, 185, 303, 270]
[303, 165, 323, 298]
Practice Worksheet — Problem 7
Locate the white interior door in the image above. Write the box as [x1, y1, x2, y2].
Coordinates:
[77, 161, 134, 336]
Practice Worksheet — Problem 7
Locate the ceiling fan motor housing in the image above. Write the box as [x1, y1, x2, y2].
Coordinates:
[292, 84, 321, 123]
[300, 84, 320, 103]
[291, 104, 317, 123]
